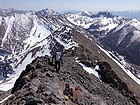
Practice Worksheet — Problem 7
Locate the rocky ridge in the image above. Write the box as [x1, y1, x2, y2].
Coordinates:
[3, 54, 135, 105]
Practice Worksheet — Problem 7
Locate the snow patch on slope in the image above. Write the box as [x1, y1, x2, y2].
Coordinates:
[76, 59, 101, 79]
[0, 53, 33, 91]
[78, 11, 92, 16]
[15, 13, 32, 29]
[117, 27, 129, 45]
[131, 31, 140, 42]
[0, 42, 50, 92]
[0, 94, 12, 104]
[1, 16, 15, 46]
[79, 63, 100, 78]
[24, 19, 51, 50]
[130, 19, 140, 29]
[5, 37, 52, 92]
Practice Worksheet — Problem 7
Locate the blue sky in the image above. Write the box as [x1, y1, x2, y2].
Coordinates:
[0, 0, 140, 12]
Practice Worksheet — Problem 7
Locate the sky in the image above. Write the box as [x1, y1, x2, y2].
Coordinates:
[0, 0, 140, 12]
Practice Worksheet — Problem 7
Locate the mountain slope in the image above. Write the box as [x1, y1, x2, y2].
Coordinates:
[72, 30, 140, 103]
[101, 19, 140, 66]
[0, 8, 77, 91]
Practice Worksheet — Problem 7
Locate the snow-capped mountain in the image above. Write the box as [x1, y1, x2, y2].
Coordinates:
[64, 11, 94, 29]
[91, 12, 115, 18]
[0, 8, 78, 91]
[65, 11, 125, 36]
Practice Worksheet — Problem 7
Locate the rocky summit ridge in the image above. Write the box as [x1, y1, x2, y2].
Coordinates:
[2, 55, 135, 105]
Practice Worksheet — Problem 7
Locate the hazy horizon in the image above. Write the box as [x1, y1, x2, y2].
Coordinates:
[0, 0, 140, 12]
[1, 8, 140, 14]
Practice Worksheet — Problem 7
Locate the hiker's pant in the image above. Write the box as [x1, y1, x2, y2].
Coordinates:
[55, 61, 60, 72]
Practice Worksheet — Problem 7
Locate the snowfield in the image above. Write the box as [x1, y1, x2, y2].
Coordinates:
[23, 19, 51, 50]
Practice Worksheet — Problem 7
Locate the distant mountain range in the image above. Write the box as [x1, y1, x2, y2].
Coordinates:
[63, 10, 140, 19]
[0, 8, 27, 16]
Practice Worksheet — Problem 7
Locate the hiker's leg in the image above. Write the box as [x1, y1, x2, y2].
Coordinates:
[58, 61, 60, 72]
[55, 61, 57, 69]
[55, 61, 60, 73]
[55, 61, 58, 72]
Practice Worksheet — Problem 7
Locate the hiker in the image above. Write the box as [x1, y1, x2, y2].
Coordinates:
[53, 51, 63, 73]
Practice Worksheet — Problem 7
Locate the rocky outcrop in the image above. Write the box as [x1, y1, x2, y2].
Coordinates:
[98, 61, 140, 104]
[3, 53, 136, 105]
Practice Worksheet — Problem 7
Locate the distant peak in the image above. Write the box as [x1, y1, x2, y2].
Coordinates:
[37, 8, 59, 17]
[44, 8, 55, 13]
[92, 11, 115, 18]
[78, 11, 92, 16]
